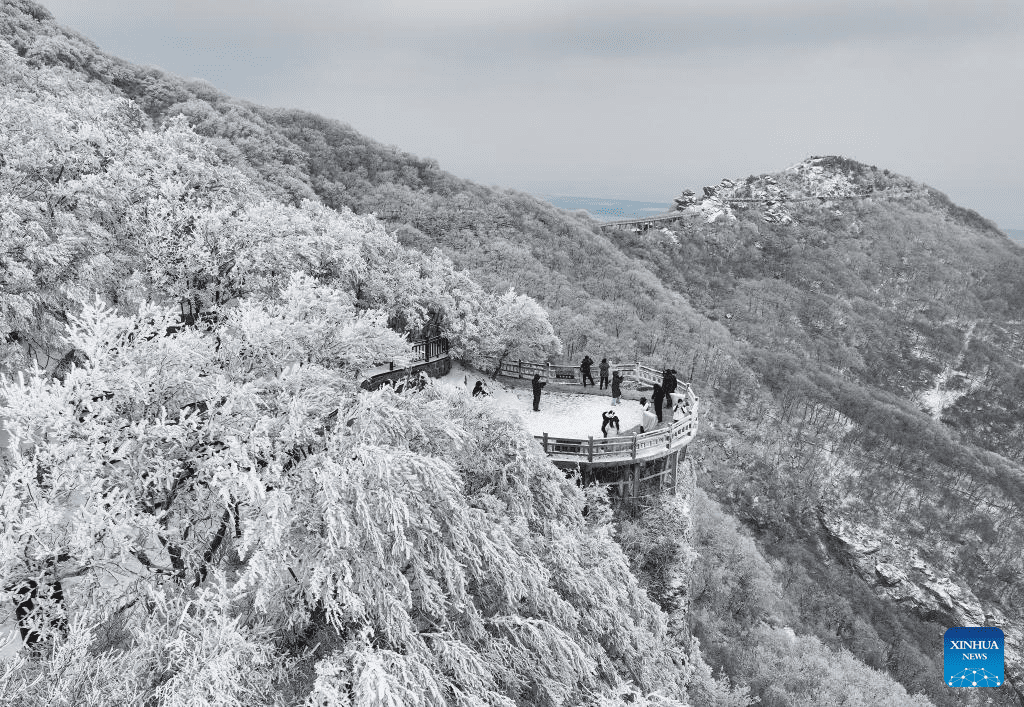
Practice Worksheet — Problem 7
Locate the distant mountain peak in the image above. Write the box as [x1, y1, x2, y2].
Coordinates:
[672, 156, 1001, 234]
[672, 155, 900, 225]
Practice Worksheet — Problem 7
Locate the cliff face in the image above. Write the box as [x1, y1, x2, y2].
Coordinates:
[7, 1, 1024, 703]
[822, 510, 1024, 703]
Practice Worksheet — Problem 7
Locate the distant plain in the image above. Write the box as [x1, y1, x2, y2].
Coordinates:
[537, 195, 672, 222]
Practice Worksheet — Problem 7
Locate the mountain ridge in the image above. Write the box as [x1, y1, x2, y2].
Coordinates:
[670, 156, 1006, 237]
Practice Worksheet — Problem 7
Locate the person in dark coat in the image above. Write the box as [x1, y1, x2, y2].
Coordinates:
[472, 380, 488, 397]
[601, 410, 620, 438]
[598, 358, 610, 389]
[652, 383, 665, 423]
[532, 374, 546, 411]
[610, 370, 622, 405]
[580, 355, 595, 387]
[662, 368, 678, 408]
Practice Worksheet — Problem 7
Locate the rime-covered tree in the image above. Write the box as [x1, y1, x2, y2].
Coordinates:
[0, 284, 694, 705]
[479, 289, 563, 377]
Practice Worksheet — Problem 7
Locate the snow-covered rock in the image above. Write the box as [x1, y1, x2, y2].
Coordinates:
[670, 156, 925, 228]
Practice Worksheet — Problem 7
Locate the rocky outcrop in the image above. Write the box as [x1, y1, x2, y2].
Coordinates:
[820, 510, 1024, 703]
[670, 156, 927, 227]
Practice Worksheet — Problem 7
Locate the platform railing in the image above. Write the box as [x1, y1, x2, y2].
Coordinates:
[363, 337, 451, 391]
[479, 356, 670, 390]
[411, 336, 450, 363]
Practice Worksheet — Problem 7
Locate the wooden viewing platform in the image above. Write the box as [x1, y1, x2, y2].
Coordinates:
[364, 347, 700, 506]
[479, 355, 700, 490]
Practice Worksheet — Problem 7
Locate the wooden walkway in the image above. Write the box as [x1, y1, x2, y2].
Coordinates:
[597, 213, 683, 231]
[362, 336, 451, 391]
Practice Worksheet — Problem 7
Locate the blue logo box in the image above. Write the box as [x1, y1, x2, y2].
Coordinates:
[944, 627, 1004, 687]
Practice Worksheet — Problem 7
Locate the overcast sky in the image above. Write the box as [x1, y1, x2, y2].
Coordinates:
[43, 0, 1024, 229]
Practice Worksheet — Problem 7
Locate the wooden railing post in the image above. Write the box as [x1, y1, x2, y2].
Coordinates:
[667, 424, 673, 449]
[635, 361, 640, 386]
[518, 359, 522, 378]
[587, 436, 594, 462]
[546, 362, 551, 382]
[543, 433, 549, 455]
[631, 434, 637, 461]
[671, 448, 681, 495]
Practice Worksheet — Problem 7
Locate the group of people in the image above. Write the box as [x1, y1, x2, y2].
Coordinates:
[603, 367, 688, 436]
[638, 369, 688, 431]
[531, 360, 688, 428]
[580, 356, 624, 404]
[650, 368, 679, 423]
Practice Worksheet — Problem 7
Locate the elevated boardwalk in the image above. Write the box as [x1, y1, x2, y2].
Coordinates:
[598, 212, 684, 231]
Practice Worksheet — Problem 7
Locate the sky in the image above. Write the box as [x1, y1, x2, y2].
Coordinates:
[43, 0, 1024, 229]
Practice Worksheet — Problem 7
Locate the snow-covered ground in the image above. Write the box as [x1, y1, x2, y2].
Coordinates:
[441, 364, 666, 439]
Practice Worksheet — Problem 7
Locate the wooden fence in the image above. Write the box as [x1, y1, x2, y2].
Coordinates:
[412, 336, 449, 364]
[362, 337, 451, 391]
[476, 354, 699, 465]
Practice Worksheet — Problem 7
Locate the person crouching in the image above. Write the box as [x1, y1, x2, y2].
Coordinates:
[601, 410, 620, 438]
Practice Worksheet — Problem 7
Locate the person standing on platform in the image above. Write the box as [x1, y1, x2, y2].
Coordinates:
[598, 358, 610, 389]
[662, 368, 678, 408]
[652, 383, 665, 423]
[532, 373, 546, 411]
[580, 355, 595, 387]
[611, 371, 622, 405]
[640, 397, 657, 433]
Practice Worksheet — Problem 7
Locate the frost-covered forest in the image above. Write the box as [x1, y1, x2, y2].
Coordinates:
[3, 1, 1024, 705]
